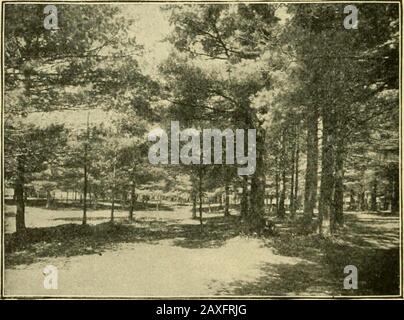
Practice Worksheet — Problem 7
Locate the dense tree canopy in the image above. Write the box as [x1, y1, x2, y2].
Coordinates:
[3, 3, 399, 237]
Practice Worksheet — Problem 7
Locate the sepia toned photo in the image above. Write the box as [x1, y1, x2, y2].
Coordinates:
[0, 0, 402, 299]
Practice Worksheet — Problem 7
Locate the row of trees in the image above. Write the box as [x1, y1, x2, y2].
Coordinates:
[159, 3, 399, 234]
[4, 3, 399, 236]
[4, 5, 163, 232]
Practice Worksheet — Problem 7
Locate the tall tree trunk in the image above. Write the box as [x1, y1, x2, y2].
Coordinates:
[129, 180, 136, 221]
[278, 132, 286, 219]
[249, 127, 266, 228]
[241, 176, 248, 218]
[390, 166, 399, 214]
[82, 113, 90, 226]
[198, 166, 203, 231]
[349, 190, 355, 210]
[15, 155, 26, 234]
[275, 158, 279, 215]
[383, 195, 389, 211]
[224, 180, 230, 217]
[358, 190, 366, 211]
[46, 190, 52, 209]
[110, 155, 116, 223]
[294, 134, 300, 214]
[110, 194, 115, 222]
[319, 116, 335, 235]
[278, 167, 286, 219]
[83, 144, 88, 225]
[304, 106, 319, 219]
[218, 192, 223, 210]
[333, 144, 344, 226]
[93, 194, 98, 210]
[370, 178, 378, 212]
[15, 73, 32, 234]
[290, 125, 296, 218]
[192, 190, 197, 219]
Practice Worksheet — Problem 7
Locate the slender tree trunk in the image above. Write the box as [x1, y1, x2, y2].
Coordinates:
[93, 194, 98, 210]
[192, 190, 197, 219]
[46, 190, 52, 209]
[304, 106, 319, 219]
[290, 126, 296, 218]
[198, 166, 203, 231]
[383, 195, 389, 211]
[241, 176, 248, 218]
[390, 167, 399, 214]
[129, 180, 136, 221]
[15, 155, 26, 234]
[278, 167, 286, 219]
[249, 144, 265, 216]
[370, 178, 378, 212]
[110, 156, 116, 223]
[110, 194, 115, 222]
[349, 190, 355, 210]
[278, 133, 286, 219]
[275, 159, 279, 215]
[83, 153, 88, 225]
[333, 144, 344, 226]
[294, 134, 300, 214]
[224, 180, 230, 217]
[249, 127, 266, 229]
[82, 113, 90, 226]
[15, 73, 32, 234]
[218, 194, 223, 210]
[358, 190, 366, 211]
[319, 116, 334, 235]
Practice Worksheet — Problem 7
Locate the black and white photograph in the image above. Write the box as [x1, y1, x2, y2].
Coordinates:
[1, 0, 402, 299]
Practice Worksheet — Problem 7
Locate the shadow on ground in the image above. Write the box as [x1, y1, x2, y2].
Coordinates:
[5, 214, 241, 267]
[217, 212, 400, 296]
[5, 210, 400, 296]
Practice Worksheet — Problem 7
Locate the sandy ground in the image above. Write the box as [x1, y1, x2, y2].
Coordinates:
[5, 236, 311, 297]
[3, 205, 400, 297]
[5, 205, 308, 297]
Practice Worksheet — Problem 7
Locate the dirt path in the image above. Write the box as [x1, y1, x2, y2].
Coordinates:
[4, 206, 400, 297]
[5, 236, 314, 297]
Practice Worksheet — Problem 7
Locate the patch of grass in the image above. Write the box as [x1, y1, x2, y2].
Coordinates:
[5, 223, 137, 267]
